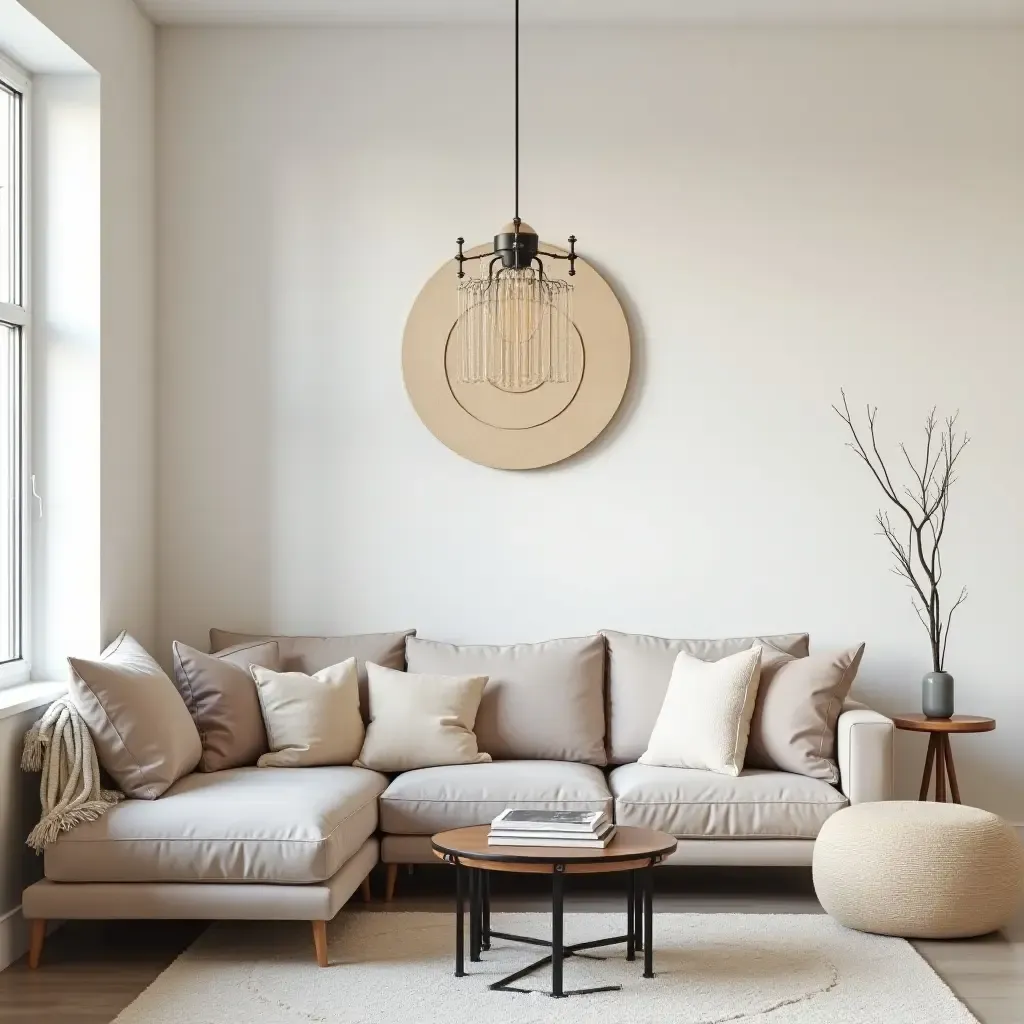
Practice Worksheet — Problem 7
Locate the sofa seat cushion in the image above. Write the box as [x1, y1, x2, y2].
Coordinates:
[609, 763, 847, 840]
[379, 760, 613, 835]
[44, 766, 387, 884]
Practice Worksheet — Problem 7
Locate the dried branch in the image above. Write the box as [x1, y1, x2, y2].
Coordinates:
[835, 390, 969, 672]
[940, 587, 968, 671]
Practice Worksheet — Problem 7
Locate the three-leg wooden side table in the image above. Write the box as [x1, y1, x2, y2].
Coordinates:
[892, 714, 995, 804]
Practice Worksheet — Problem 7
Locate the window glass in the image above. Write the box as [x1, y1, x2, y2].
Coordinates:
[0, 322, 16, 663]
[0, 84, 12, 305]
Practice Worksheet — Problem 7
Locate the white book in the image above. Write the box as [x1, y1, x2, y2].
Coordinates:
[490, 809, 609, 832]
[488, 827, 617, 850]
[487, 822, 615, 844]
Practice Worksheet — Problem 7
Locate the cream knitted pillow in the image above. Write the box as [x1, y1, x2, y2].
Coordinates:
[639, 646, 763, 776]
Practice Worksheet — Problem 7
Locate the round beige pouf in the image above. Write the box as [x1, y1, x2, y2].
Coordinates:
[813, 801, 1024, 939]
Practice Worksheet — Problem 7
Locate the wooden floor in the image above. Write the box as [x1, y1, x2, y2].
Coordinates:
[0, 866, 1019, 1023]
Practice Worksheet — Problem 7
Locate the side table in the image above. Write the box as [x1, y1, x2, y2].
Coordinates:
[892, 714, 995, 804]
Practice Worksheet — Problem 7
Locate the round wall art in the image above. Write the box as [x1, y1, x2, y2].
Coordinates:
[402, 242, 631, 470]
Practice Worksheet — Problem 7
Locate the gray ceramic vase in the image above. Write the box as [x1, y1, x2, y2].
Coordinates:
[922, 671, 955, 719]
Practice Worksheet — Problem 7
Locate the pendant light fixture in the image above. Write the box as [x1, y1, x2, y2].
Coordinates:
[454, 0, 579, 391]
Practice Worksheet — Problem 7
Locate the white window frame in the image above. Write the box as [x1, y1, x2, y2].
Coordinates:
[0, 50, 30, 687]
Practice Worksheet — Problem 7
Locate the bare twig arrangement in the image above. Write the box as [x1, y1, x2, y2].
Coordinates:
[833, 391, 969, 672]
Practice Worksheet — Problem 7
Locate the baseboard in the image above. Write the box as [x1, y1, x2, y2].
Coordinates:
[0, 905, 59, 972]
[0, 905, 29, 973]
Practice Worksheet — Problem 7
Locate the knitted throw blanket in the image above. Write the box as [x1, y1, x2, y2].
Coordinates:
[21, 696, 123, 852]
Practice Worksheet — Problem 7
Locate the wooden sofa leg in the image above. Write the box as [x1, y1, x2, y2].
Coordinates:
[360, 874, 372, 903]
[28, 919, 45, 970]
[385, 863, 398, 902]
[312, 920, 328, 968]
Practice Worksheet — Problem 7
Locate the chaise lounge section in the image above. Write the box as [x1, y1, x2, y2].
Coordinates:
[24, 766, 385, 967]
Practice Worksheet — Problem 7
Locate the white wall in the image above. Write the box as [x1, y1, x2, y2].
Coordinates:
[157, 26, 1024, 819]
[30, 72, 101, 680]
[18, 0, 156, 659]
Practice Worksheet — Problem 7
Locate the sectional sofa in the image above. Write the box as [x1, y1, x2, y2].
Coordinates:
[21, 628, 894, 967]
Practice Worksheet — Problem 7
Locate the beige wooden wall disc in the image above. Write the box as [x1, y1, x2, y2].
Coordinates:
[403, 244, 631, 470]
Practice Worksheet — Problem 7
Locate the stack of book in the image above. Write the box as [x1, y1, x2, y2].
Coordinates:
[487, 809, 616, 848]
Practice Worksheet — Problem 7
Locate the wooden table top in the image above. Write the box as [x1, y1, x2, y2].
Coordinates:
[892, 714, 996, 734]
[432, 825, 677, 874]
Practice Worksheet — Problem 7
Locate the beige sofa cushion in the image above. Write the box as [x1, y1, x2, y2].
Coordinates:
[355, 663, 490, 772]
[69, 632, 202, 799]
[172, 640, 279, 772]
[746, 645, 866, 782]
[601, 630, 810, 764]
[253, 659, 364, 768]
[209, 628, 414, 719]
[379, 760, 612, 835]
[640, 647, 763, 776]
[405, 635, 606, 764]
[610, 762, 847, 839]
[43, 766, 387, 884]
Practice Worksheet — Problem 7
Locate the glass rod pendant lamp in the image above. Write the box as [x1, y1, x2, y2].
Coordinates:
[454, 0, 579, 391]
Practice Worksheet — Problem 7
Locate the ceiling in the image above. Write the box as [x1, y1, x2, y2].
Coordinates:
[136, 0, 1024, 26]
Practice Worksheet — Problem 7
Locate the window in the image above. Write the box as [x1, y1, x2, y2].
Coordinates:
[0, 53, 28, 683]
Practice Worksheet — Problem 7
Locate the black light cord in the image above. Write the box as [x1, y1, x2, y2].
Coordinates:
[514, 0, 519, 225]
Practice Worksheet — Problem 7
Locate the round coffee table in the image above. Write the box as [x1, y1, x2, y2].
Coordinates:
[892, 714, 995, 803]
[432, 825, 677, 998]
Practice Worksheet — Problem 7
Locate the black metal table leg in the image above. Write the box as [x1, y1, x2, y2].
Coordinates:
[634, 869, 644, 952]
[481, 871, 491, 951]
[450, 856, 633, 998]
[455, 863, 465, 977]
[643, 864, 654, 979]
[469, 869, 481, 962]
[626, 871, 635, 962]
[551, 867, 565, 998]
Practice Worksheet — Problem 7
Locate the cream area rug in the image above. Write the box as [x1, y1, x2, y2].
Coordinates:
[113, 912, 977, 1024]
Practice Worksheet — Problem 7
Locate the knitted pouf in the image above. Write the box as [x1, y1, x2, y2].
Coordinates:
[813, 801, 1024, 939]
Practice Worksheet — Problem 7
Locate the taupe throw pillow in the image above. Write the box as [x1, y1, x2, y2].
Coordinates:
[746, 644, 866, 782]
[354, 662, 491, 773]
[252, 658, 364, 768]
[209, 628, 414, 720]
[172, 640, 279, 772]
[68, 632, 202, 799]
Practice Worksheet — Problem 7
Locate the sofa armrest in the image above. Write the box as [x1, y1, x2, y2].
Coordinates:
[837, 706, 894, 804]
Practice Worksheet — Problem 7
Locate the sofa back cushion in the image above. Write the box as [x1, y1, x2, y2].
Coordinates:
[601, 630, 810, 764]
[209, 628, 414, 720]
[405, 635, 607, 765]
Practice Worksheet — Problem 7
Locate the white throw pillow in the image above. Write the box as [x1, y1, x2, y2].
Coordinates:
[639, 646, 763, 776]
[251, 658, 364, 767]
[354, 662, 491, 772]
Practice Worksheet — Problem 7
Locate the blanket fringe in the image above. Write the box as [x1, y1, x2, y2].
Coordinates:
[21, 720, 44, 773]
[26, 797, 123, 853]
[21, 696, 124, 852]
